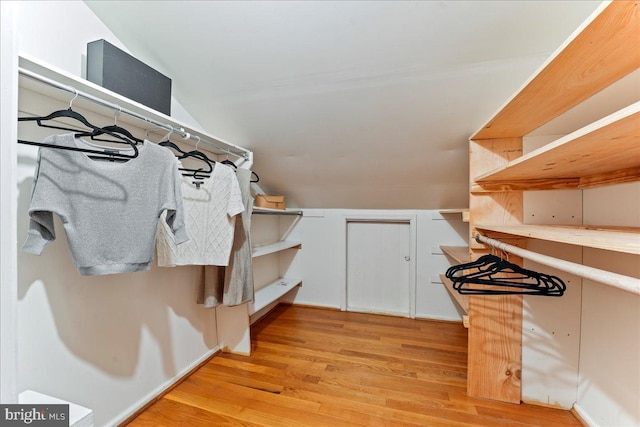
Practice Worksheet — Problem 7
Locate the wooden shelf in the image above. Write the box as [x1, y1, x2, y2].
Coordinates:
[439, 274, 469, 328]
[249, 277, 302, 315]
[252, 240, 302, 258]
[471, 1, 640, 140]
[252, 207, 303, 216]
[440, 246, 469, 264]
[475, 224, 640, 255]
[474, 103, 640, 190]
[439, 209, 470, 222]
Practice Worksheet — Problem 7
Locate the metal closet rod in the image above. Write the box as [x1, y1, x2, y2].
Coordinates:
[18, 67, 250, 160]
[475, 233, 640, 296]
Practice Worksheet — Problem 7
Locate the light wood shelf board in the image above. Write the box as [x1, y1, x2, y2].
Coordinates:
[439, 209, 470, 222]
[579, 166, 640, 190]
[472, 1, 640, 140]
[439, 274, 470, 316]
[476, 224, 640, 255]
[475, 103, 640, 184]
[471, 178, 581, 193]
[252, 240, 302, 258]
[440, 246, 470, 264]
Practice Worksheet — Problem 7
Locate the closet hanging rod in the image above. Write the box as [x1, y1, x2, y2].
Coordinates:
[18, 67, 250, 161]
[475, 234, 640, 295]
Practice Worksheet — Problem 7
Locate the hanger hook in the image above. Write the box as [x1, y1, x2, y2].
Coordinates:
[499, 241, 509, 261]
[195, 135, 201, 151]
[161, 126, 174, 142]
[69, 88, 79, 110]
[114, 106, 122, 126]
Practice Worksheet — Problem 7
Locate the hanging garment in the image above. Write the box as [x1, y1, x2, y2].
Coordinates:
[198, 168, 255, 308]
[156, 163, 244, 267]
[22, 133, 188, 276]
[197, 265, 224, 308]
[222, 168, 255, 306]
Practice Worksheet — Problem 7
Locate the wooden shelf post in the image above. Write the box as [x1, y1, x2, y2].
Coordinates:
[468, 137, 524, 404]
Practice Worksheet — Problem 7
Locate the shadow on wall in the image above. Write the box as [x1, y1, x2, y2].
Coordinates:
[16, 176, 216, 379]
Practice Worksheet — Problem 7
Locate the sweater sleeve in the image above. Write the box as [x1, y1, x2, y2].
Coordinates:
[164, 159, 189, 245]
[22, 211, 56, 254]
[22, 149, 56, 254]
[227, 171, 245, 217]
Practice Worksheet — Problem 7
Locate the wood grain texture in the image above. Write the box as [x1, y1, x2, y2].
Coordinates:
[468, 137, 524, 403]
[439, 275, 470, 314]
[469, 138, 523, 251]
[475, 105, 640, 184]
[441, 246, 470, 264]
[579, 166, 640, 189]
[476, 224, 640, 255]
[472, 1, 640, 139]
[471, 178, 580, 193]
[126, 305, 582, 427]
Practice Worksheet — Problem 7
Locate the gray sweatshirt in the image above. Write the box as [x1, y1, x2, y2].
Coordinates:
[22, 133, 189, 275]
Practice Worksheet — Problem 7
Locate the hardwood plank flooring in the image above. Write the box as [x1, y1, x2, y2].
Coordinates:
[127, 305, 583, 427]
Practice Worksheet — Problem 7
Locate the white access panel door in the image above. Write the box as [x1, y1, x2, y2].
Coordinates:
[347, 221, 411, 316]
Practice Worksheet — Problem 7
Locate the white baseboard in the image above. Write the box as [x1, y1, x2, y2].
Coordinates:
[572, 403, 598, 427]
[108, 345, 221, 427]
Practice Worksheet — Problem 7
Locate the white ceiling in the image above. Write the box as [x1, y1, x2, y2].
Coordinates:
[85, 0, 601, 209]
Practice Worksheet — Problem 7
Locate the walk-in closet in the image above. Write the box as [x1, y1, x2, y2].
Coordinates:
[1, 1, 638, 426]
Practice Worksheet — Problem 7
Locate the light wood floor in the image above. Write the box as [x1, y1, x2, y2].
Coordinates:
[128, 305, 582, 427]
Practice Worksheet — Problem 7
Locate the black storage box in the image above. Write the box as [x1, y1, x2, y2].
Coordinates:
[87, 39, 172, 115]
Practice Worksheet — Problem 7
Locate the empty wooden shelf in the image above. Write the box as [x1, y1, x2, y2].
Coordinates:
[475, 224, 640, 255]
[440, 246, 470, 264]
[471, 1, 640, 140]
[474, 103, 640, 191]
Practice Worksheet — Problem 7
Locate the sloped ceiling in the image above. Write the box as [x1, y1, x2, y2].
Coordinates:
[85, 0, 601, 209]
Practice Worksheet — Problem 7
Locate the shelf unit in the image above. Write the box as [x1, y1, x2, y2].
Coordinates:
[464, 1, 640, 404]
[249, 209, 304, 324]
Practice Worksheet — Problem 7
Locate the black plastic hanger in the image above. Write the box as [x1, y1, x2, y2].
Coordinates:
[446, 253, 566, 296]
[18, 105, 138, 161]
[79, 124, 144, 145]
[158, 137, 213, 178]
[221, 159, 237, 170]
[74, 108, 144, 145]
[220, 156, 259, 182]
[445, 254, 500, 281]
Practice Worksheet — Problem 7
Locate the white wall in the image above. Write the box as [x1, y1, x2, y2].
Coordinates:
[577, 182, 640, 427]
[520, 78, 640, 423]
[281, 209, 467, 321]
[1, 0, 19, 405]
[12, 2, 221, 425]
[15, 1, 203, 132]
